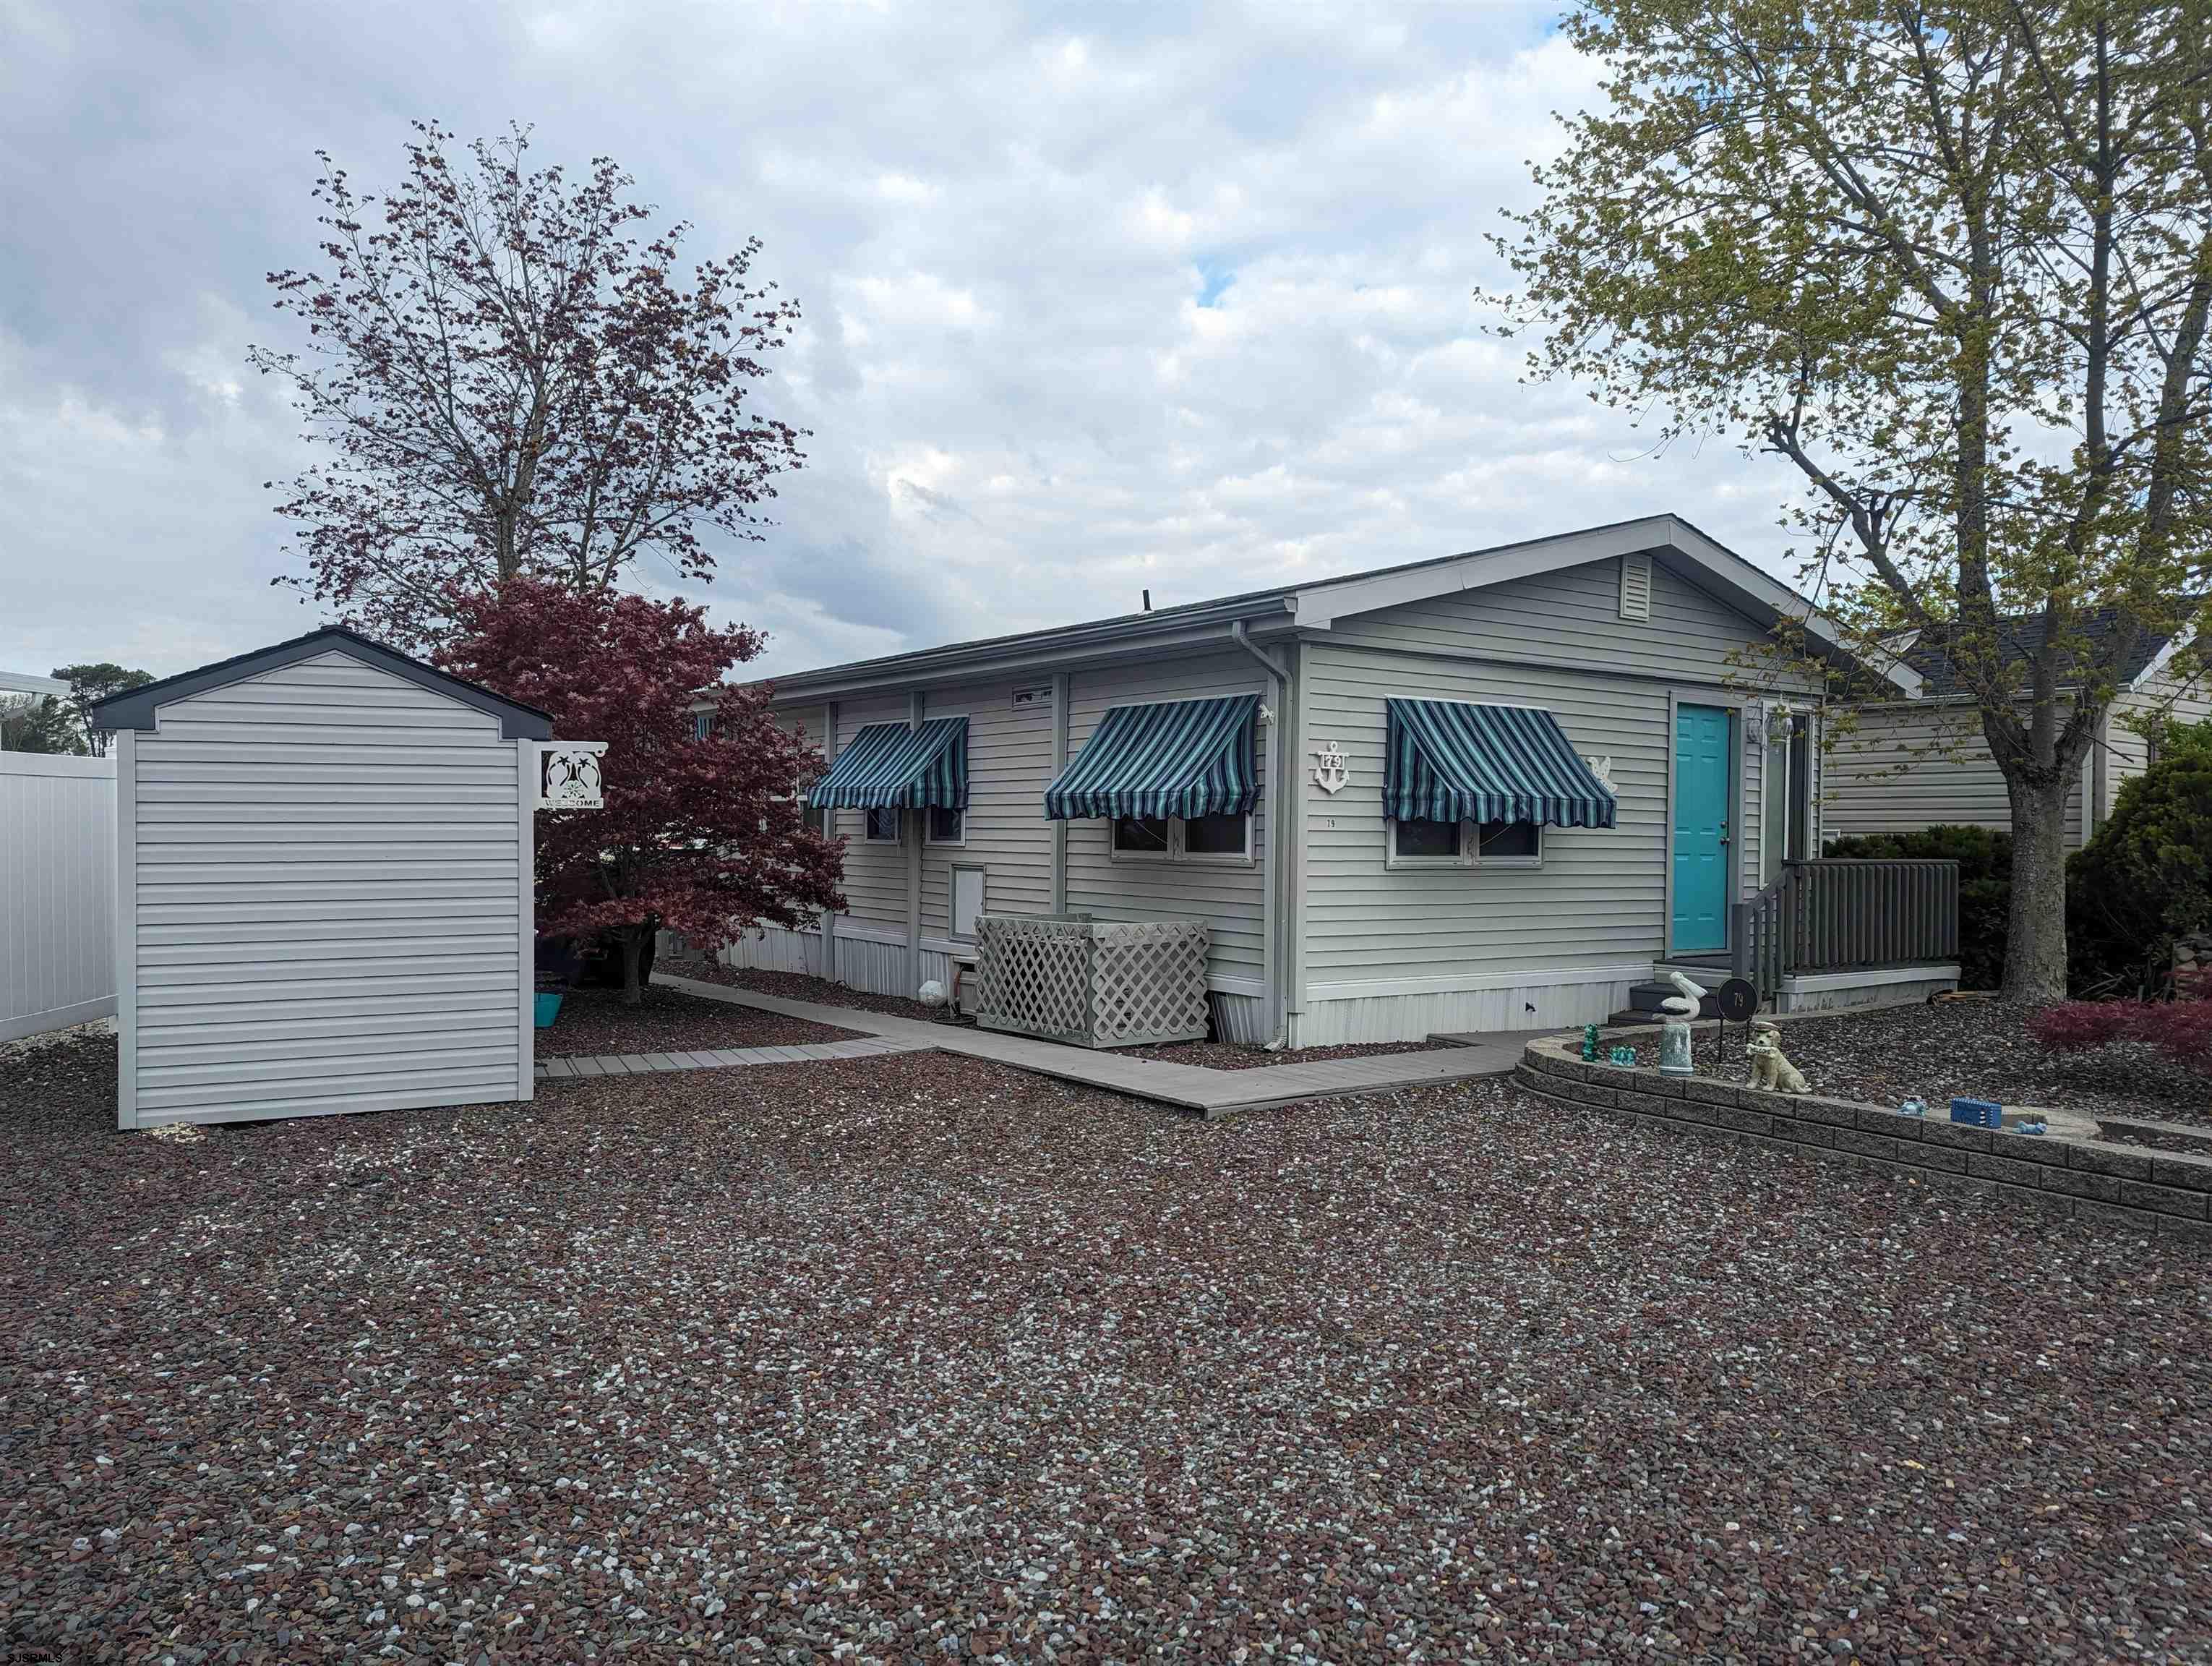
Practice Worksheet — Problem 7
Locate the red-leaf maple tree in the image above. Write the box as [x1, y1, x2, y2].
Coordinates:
[439, 578, 844, 1002]
[250, 120, 807, 650]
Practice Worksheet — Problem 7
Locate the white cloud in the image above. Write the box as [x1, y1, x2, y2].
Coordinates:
[0, 0, 1818, 682]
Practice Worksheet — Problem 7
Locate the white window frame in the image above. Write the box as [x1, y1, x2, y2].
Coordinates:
[925, 803, 968, 847]
[1105, 811, 1256, 866]
[863, 806, 903, 845]
[1107, 813, 1176, 862]
[1385, 816, 1543, 871]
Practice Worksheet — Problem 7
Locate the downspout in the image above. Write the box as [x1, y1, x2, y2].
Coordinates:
[1229, 623, 1290, 1051]
[907, 691, 925, 996]
[1050, 672, 1070, 913]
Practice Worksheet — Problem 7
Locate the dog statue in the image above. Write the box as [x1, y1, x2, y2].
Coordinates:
[1746, 1021, 1809, 1095]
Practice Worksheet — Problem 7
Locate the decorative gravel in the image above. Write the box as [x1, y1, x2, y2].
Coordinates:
[537, 984, 861, 1059]
[5, 1031, 2211, 1663]
[1123, 1039, 1451, 1070]
[1624, 1000, 2209, 1126]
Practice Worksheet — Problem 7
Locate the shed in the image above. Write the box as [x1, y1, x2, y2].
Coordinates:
[91, 627, 556, 1129]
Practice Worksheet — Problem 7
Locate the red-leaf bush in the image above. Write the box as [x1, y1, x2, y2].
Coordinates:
[2030, 985, 2212, 1080]
[439, 577, 844, 1000]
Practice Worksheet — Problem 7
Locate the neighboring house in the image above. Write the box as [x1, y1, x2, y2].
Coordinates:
[708, 515, 1947, 1045]
[1826, 610, 2207, 851]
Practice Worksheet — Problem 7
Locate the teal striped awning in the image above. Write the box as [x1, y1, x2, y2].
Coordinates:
[809, 717, 968, 811]
[1045, 694, 1259, 821]
[1384, 699, 1616, 828]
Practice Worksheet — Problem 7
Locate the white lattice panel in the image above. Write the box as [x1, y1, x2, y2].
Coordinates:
[975, 914, 1210, 1048]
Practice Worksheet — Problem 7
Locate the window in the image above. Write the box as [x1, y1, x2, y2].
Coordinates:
[926, 805, 966, 845]
[865, 806, 902, 844]
[1180, 811, 1250, 859]
[1391, 818, 1461, 860]
[1111, 815, 1172, 855]
[1476, 819, 1541, 863]
[693, 711, 714, 738]
[1387, 817, 1542, 868]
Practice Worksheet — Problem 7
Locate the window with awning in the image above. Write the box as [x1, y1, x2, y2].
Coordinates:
[1045, 694, 1259, 821]
[1384, 699, 1616, 829]
[808, 717, 969, 811]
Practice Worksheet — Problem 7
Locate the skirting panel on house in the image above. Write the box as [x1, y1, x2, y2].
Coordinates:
[1290, 976, 1640, 1046]
[1209, 992, 1268, 1046]
[716, 924, 826, 978]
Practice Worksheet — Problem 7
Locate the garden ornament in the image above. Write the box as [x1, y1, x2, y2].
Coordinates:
[1581, 1022, 1601, 1062]
[1607, 1045, 1637, 1068]
[1658, 971, 1707, 1077]
[917, 979, 948, 1008]
[1898, 1098, 1928, 1118]
[2015, 1120, 2049, 1137]
[1745, 1021, 1809, 1095]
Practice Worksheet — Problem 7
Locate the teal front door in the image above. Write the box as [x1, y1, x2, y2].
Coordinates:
[1671, 704, 1733, 954]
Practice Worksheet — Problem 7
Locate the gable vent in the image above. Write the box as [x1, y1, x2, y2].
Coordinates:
[1618, 553, 1652, 621]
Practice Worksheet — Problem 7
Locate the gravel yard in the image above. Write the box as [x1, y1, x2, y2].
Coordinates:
[1629, 999, 2211, 1126]
[538, 985, 862, 1059]
[5, 1030, 2211, 1663]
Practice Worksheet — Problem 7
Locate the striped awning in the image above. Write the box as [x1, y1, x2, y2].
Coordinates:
[1384, 699, 1616, 828]
[1045, 694, 1259, 821]
[808, 717, 968, 811]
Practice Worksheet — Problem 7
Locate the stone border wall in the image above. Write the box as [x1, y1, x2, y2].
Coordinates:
[1517, 1030, 2212, 1243]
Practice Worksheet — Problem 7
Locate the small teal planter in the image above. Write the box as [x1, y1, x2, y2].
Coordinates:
[534, 991, 565, 1029]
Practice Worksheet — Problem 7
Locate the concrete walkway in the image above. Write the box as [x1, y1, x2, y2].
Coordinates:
[538, 1033, 929, 1080]
[630, 972, 1522, 1117]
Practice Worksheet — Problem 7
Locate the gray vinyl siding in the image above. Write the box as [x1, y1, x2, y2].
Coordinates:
[826, 696, 910, 931]
[2109, 670, 2211, 813]
[1324, 552, 1805, 687]
[917, 680, 1055, 937]
[1301, 647, 1694, 986]
[1064, 650, 1269, 992]
[127, 652, 523, 1126]
[1825, 702, 2087, 850]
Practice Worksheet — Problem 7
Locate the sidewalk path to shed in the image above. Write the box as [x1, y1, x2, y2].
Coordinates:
[549, 972, 1522, 1117]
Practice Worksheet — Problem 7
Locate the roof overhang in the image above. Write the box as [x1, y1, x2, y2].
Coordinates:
[1, 670, 69, 697]
[762, 596, 1299, 704]
[90, 625, 554, 740]
[752, 513, 1916, 707]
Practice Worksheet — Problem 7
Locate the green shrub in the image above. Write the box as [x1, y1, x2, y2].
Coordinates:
[1824, 824, 2012, 989]
[2068, 756, 2212, 996]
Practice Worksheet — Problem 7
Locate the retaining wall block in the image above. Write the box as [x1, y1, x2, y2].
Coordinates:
[1832, 1127, 1911, 1166]
[1714, 1105, 1773, 1138]
[2158, 1215, 2212, 1246]
[2067, 1141, 2156, 1182]
[1970, 1152, 2056, 1190]
[2149, 1151, 2212, 1196]
[2043, 1167, 2124, 1204]
[1919, 1120, 1997, 1156]
[1850, 1103, 1924, 1139]
[1993, 1132, 2070, 1169]
[2117, 1180, 2209, 1221]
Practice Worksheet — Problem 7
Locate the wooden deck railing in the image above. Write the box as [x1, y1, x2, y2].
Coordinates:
[1731, 859, 1960, 1003]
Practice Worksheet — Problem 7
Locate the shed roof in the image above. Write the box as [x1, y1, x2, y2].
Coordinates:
[90, 625, 554, 740]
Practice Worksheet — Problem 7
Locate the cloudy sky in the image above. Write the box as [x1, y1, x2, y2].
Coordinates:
[1, 1, 1813, 683]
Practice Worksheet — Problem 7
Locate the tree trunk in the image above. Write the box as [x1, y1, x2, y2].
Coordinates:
[619, 924, 647, 1007]
[2002, 773, 2072, 1002]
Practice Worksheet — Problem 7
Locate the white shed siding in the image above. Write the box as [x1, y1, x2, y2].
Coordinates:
[125, 652, 526, 1126]
[1064, 651, 1269, 994]
[1825, 703, 2087, 850]
[917, 678, 1055, 936]
[2108, 669, 2211, 815]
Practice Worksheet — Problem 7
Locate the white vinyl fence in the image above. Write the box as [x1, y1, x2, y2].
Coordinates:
[1, 752, 116, 1042]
